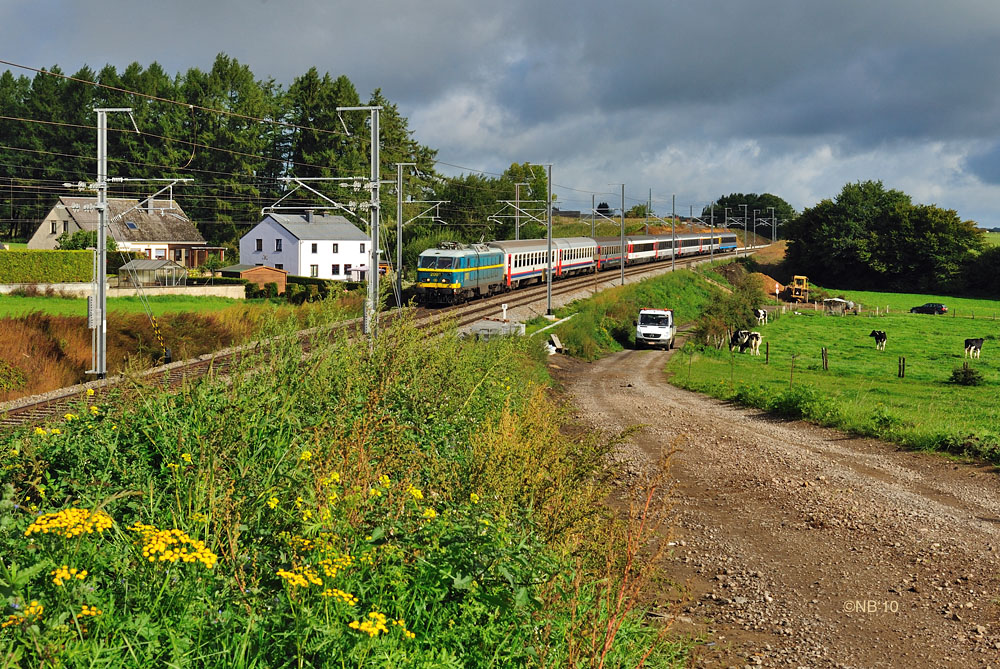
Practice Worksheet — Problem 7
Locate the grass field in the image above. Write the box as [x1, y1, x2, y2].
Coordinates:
[821, 287, 1000, 319]
[667, 294, 1000, 461]
[0, 293, 249, 317]
[983, 231, 1000, 247]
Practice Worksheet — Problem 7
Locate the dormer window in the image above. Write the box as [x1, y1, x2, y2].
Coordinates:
[125, 221, 138, 230]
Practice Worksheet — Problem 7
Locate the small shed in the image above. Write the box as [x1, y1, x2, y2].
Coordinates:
[823, 297, 858, 315]
[117, 259, 187, 287]
[220, 264, 288, 295]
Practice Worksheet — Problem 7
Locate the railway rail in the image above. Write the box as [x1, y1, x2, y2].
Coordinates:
[0, 249, 735, 430]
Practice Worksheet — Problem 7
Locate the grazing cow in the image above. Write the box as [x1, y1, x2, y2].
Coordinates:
[747, 331, 762, 355]
[965, 338, 984, 359]
[730, 330, 751, 352]
[754, 308, 768, 325]
[869, 330, 887, 351]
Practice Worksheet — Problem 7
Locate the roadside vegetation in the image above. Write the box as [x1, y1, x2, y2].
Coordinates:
[0, 313, 688, 667]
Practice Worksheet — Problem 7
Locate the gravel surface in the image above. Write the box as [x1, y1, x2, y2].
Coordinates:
[551, 346, 1000, 668]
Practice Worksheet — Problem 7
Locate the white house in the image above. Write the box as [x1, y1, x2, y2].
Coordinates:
[239, 213, 370, 281]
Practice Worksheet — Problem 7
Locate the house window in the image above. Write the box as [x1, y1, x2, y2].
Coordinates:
[62, 221, 69, 233]
[50, 221, 58, 234]
[174, 249, 183, 262]
[275, 263, 283, 270]
[125, 221, 138, 230]
[310, 264, 319, 278]
[332, 243, 339, 254]
[344, 264, 352, 277]
[332, 264, 340, 275]
[154, 249, 166, 260]
[360, 243, 365, 253]
[311, 243, 318, 253]
[274, 239, 282, 252]
[255, 238, 262, 252]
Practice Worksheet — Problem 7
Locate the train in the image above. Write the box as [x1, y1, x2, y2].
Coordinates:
[415, 230, 739, 305]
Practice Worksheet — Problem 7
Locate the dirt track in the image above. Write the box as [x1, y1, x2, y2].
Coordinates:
[552, 348, 1000, 668]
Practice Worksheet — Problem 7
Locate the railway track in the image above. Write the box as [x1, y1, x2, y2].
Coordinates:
[0, 250, 735, 430]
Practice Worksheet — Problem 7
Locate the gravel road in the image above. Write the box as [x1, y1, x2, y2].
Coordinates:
[552, 347, 1000, 668]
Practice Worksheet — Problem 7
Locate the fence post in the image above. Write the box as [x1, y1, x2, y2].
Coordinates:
[765, 341, 769, 364]
[898, 356, 906, 378]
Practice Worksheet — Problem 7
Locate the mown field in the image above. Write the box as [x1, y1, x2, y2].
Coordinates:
[0, 294, 245, 318]
[667, 292, 1000, 461]
[0, 315, 687, 667]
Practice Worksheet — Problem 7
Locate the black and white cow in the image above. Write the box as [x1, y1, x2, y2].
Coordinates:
[730, 330, 762, 355]
[869, 330, 887, 351]
[754, 308, 768, 325]
[965, 338, 984, 359]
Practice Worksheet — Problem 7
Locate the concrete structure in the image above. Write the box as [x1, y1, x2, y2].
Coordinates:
[220, 264, 288, 295]
[28, 196, 224, 268]
[239, 213, 369, 281]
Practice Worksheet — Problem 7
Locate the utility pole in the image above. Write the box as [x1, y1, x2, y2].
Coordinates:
[753, 209, 759, 250]
[741, 203, 748, 257]
[545, 165, 553, 315]
[584, 193, 597, 237]
[90, 108, 134, 379]
[710, 204, 715, 261]
[620, 184, 626, 286]
[514, 182, 527, 241]
[768, 206, 776, 243]
[337, 106, 381, 337]
[396, 162, 415, 304]
[646, 188, 651, 234]
[671, 194, 676, 272]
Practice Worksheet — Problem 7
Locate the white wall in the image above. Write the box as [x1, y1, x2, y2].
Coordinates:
[296, 238, 368, 280]
[239, 221, 298, 274]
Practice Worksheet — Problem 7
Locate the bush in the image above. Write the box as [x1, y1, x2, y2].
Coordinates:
[949, 365, 984, 386]
[265, 281, 278, 298]
[768, 385, 843, 425]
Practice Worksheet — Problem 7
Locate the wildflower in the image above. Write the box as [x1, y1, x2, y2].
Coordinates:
[34, 427, 47, 436]
[129, 523, 217, 569]
[277, 565, 322, 588]
[78, 604, 102, 617]
[86, 388, 95, 396]
[392, 618, 416, 639]
[1, 600, 43, 628]
[192, 512, 207, 523]
[25, 508, 113, 538]
[50, 428, 61, 435]
[407, 485, 423, 500]
[64, 413, 78, 421]
[299, 450, 312, 462]
[302, 509, 312, 521]
[470, 493, 480, 504]
[348, 611, 389, 637]
[180, 453, 192, 464]
[319, 554, 354, 579]
[368, 488, 382, 498]
[320, 472, 341, 485]
[267, 497, 279, 509]
[89, 405, 100, 415]
[422, 507, 437, 520]
[320, 587, 359, 605]
[50, 565, 88, 586]
[167, 463, 180, 470]
[295, 496, 304, 508]
[378, 474, 391, 488]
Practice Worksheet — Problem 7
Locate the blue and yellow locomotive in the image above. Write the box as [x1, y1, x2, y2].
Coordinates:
[415, 242, 506, 305]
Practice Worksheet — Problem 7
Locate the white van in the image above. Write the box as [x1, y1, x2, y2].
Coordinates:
[634, 308, 675, 349]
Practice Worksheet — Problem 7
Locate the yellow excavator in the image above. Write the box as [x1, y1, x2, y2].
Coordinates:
[783, 275, 809, 303]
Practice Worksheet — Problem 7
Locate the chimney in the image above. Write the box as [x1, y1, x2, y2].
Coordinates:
[306, 211, 313, 223]
[146, 198, 155, 215]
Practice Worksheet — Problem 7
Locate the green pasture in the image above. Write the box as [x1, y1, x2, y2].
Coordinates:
[0, 293, 246, 317]
[983, 231, 1000, 247]
[821, 287, 1000, 319]
[668, 302, 1000, 460]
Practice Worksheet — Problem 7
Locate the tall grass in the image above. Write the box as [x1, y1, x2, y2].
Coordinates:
[0, 312, 688, 667]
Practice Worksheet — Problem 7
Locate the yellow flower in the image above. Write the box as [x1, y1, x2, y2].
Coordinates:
[50, 565, 88, 586]
[50, 428, 61, 435]
[267, 497, 279, 509]
[86, 388, 95, 396]
[302, 509, 312, 521]
[129, 522, 217, 569]
[378, 474, 391, 488]
[25, 508, 113, 538]
[167, 463, 180, 470]
[295, 496, 303, 508]
[470, 493, 480, 504]
[192, 512, 207, 523]
[34, 427, 47, 436]
[299, 450, 312, 462]
[407, 485, 423, 500]
[422, 507, 437, 520]
[89, 405, 100, 415]
[64, 413, 78, 421]
[180, 453, 192, 464]
[78, 604, 102, 617]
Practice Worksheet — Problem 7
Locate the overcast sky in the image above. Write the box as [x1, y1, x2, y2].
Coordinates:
[4, 0, 1000, 226]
